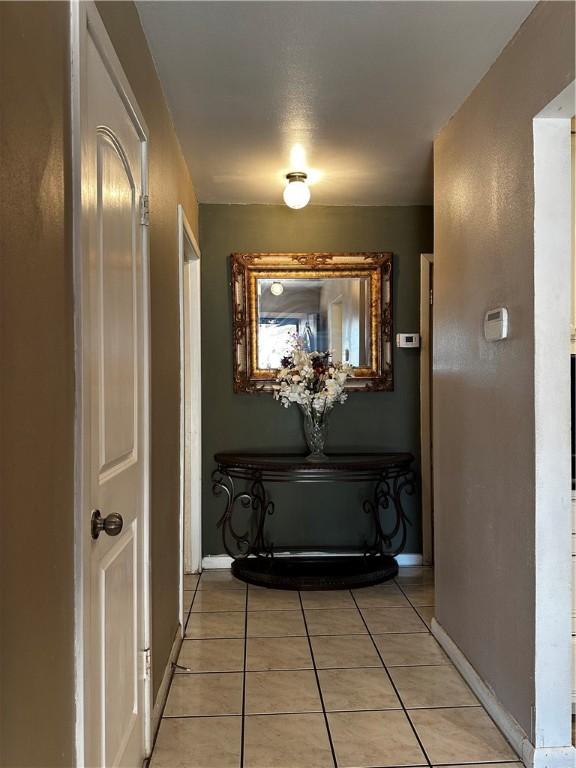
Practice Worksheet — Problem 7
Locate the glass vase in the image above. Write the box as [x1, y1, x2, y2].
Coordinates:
[300, 404, 332, 461]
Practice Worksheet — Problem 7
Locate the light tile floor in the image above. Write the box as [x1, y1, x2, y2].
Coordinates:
[150, 567, 522, 768]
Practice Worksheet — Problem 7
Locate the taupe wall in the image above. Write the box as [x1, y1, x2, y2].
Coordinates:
[433, 1, 575, 736]
[97, 1, 198, 698]
[200, 204, 433, 556]
[0, 3, 76, 766]
[0, 2, 198, 765]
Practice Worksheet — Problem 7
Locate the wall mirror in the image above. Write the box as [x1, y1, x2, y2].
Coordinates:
[231, 252, 393, 393]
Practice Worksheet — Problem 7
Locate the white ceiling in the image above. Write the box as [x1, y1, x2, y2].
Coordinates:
[136, 1, 536, 206]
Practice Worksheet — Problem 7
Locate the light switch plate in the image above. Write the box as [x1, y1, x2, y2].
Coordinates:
[484, 307, 509, 341]
[396, 333, 420, 348]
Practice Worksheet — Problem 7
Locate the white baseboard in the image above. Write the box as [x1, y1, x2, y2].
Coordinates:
[202, 552, 423, 570]
[431, 618, 576, 768]
[150, 624, 182, 746]
[528, 747, 576, 768]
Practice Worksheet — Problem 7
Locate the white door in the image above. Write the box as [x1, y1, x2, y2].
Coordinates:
[74, 5, 150, 767]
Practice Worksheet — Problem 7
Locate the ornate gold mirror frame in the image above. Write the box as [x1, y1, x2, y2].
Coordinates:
[231, 252, 393, 393]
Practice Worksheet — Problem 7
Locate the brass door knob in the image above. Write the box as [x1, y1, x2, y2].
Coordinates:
[91, 509, 123, 540]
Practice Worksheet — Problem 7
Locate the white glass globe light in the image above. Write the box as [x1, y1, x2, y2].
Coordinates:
[283, 172, 311, 209]
[270, 281, 284, 296]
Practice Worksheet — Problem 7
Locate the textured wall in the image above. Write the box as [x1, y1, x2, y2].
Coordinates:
[433, 1, 575, 736]
[0, 4, 199, 764]
[97, 1, 198, 698]
[0, 3, 76, 765]
[200, 204, 432, 556]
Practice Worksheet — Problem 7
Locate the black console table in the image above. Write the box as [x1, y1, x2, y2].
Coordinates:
[211, 452, 416, 590]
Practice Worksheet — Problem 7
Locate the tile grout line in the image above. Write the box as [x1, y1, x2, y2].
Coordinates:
[147, 573, 202, 764]
[156, 571, 520, 768]
[183, 631, 393, 640]
[395, 580, 523, 758]
[172, 660, 452, 676]
[298, 590, 339, 768]
[350, 585, 435, 768]
[162, 703, 484, 719]
[240, 583, 249, 768]
[182, 630, 439, 640]
[183, 571, 203, 625]
[180, 571, 201, 659]
[394, 579, 435, 632]
[191, 608, 377, 613]
[394, 581, 488, 703]
[437, 760, 522, 767]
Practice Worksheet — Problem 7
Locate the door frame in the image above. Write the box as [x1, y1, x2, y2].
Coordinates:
[177, 204, 202, 632]
[420, 253, 434, 566]
[531, 82, 575, 761]
[328, 296, 344, 362]
[70, 2, 152, 761]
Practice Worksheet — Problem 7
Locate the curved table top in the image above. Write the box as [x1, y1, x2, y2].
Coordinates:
[213, 452, 414, 481]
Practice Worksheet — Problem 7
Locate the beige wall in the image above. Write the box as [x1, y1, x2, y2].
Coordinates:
[97, 0, 199, 701]
[0, 2, 198, 765]
[433, 1, 574, 736]
[0, 3, 76, 765]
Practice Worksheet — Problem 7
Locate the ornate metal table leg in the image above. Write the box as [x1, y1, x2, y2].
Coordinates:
[363, 474, 393, 557]
[249, 474, 275, 558]
[363, 468, 417, 558]
[386, 470, 417, 556]
[212, 467, 251, 558]
[211, 467, 275, 559]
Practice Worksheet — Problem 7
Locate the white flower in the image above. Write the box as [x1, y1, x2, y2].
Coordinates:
[273, 336, 351, 411]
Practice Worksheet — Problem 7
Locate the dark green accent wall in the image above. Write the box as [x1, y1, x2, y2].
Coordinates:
[200, 204, 433, 556]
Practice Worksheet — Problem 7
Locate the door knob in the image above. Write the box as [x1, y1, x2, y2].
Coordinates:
[91, 509, 123, 540]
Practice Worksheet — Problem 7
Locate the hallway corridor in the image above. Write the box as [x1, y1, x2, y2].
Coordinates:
[149, 568, 520, 768]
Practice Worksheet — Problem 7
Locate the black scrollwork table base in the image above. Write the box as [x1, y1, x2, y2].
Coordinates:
[212, 452, 416, 590]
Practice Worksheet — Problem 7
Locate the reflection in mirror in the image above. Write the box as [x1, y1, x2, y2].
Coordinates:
[257, 277, 371, 370]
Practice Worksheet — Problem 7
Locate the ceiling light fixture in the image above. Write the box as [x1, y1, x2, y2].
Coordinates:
[283, 171, 311, 209]
[270, 281, 284, 296]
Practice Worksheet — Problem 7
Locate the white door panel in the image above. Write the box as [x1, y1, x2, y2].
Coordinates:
[76, 5, 150, 766]
[97, 130, 138, 478]
[98, 522, 138, 765]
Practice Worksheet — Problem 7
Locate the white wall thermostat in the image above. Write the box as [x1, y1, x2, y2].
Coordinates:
[484, 307, 509, 341]
[396, 333, 420, 348]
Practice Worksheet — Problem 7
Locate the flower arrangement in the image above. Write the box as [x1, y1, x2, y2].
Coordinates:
[273, 336, 352, 460]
